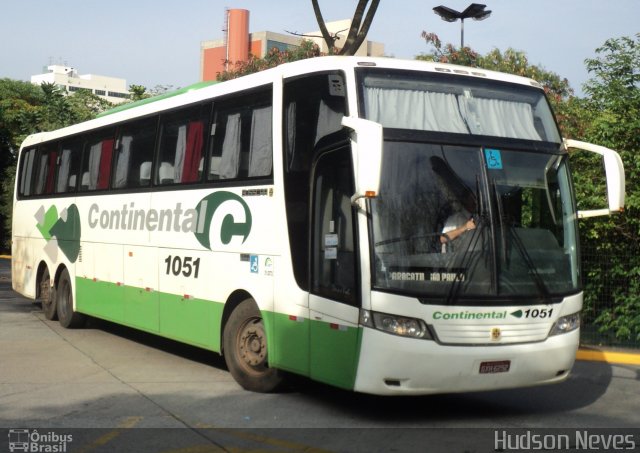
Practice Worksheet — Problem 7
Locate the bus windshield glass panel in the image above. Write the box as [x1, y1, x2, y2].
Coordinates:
[358, 69, 578, 304]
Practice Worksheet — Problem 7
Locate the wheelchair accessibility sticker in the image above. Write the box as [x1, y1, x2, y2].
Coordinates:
[250, 255, 259, 274]
[485, 148, 503, 170]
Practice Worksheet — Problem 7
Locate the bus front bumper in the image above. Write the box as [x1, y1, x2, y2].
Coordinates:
[353, 327, 579, 395]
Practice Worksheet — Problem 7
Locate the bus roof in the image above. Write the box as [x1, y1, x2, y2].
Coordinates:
[96, 81, 219, 118]
[19, 56, 544, 149]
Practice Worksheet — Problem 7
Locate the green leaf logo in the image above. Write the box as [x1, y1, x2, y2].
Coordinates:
[510, 310, 523, 318]
[36, 204, 82, 263]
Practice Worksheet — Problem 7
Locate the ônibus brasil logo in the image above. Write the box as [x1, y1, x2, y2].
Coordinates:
[36, 191, 252, 261]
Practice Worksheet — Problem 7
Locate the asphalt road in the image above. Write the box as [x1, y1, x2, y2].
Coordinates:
[1, 258, 639, 452]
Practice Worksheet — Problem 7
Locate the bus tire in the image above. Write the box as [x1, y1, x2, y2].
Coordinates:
[223, 298, 283, 393]
[56, 269, 86, 329]
[39, 267, 57, 320]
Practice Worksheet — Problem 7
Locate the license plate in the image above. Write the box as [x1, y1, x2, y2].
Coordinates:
[479, 360, 511, 374]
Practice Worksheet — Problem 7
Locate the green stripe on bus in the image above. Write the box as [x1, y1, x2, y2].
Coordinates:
[75, 277, 361, 389]
[269, 312, 361, 390]
[75, 277, 223, 351]
[269, 312, 310, 375]
[309, 318, 362, 390]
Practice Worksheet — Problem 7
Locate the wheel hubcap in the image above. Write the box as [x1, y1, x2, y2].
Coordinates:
[238, 319, 266, 368]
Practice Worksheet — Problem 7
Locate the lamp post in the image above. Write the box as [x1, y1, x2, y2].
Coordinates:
[433, 3, 491, 48]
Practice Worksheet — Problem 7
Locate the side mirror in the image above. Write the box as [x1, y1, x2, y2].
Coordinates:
[564, 139, 625, 218]
[341, 117, 383, 205]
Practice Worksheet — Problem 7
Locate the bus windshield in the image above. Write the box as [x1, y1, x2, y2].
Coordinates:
[358, 68, 561, 143]
[358, 69, 578, 304]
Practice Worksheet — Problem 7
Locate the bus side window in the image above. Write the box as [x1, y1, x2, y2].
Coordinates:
[284, 73, 346, 173]
[212, 111, 241, 179]
[208, 87, 273, 181]
[248, 105, 272, 178]
[113, 117, 157, 189]
[18, 148, 37, 197]
[157, 103, 210, 185]
[283, 72, 348, 291]
[56, 139, 83, 193]
[33, 143, 59, 196]
[79, 131, 115, 192]
[312, 148, 357, 305]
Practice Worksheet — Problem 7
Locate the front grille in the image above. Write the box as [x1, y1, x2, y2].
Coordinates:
[432, 321, 552, 345]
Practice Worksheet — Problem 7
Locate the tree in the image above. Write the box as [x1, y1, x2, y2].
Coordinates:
[572, 34, 640, 342]
[129, 84, 149, 101]
[419, 32, 574, 110]
[217, 40, 323, 81]
[311, 0, 380, 55]
[0, 80, 113, 251]
[0, 79, 44, 155]
[0, 79, 45, 250]
[128, 84, 176, 102]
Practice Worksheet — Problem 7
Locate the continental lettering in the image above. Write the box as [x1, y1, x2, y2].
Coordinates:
[433, 310, 507, 320]
[87, 201, 205, 233]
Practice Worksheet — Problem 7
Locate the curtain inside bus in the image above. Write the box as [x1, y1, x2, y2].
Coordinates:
[181, 121, 204, 183]
[363, 87, 542, 140]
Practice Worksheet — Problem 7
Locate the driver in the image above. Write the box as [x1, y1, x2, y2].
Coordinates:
[440, 200, 477, 253]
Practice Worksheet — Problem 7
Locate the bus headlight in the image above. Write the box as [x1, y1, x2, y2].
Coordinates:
[549, 312, 581, 336]
[360, 309, 431, 339]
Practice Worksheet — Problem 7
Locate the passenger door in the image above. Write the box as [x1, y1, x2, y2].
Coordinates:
[309, 146, 361, 389]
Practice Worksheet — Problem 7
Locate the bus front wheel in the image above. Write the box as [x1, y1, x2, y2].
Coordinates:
[56, 269, 86, 329]
[223, 298, 283, 392]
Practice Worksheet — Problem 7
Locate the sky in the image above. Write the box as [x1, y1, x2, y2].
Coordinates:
[2, 0, 638, 96]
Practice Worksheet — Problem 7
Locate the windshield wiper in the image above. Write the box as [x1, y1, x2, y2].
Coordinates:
[444, 220, 483, 305]
[492, 180, 512, 268]
[492, 180, 551, 303]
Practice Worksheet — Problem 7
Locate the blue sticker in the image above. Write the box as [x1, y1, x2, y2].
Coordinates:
[250, 255, 259, 273]
[485, 148, 503, 170]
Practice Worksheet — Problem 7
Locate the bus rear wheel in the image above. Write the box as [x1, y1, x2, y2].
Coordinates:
[39, 267, 57, 320]
[223, 298, 283, 392]
[56, 269, 86, 329]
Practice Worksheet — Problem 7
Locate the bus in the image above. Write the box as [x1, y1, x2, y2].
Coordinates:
[12, 56, 625, 395]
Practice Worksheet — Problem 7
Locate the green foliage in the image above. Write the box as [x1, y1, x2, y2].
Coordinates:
[0, 78, 44, 154]
[129, 84, 149, 101]
[419, 32, 573, 108]
[574, 34, 640, 342]
[217, 40, 323, 81]
[129, 84, 176, 101]
[0, 79, 113, 251]
[418, 32, 480, 67]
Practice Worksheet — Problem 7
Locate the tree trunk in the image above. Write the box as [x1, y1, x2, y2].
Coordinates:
[311, 0, 380, 56]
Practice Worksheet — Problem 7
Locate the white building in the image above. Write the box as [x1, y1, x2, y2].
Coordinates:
[31, 65, 130, 104]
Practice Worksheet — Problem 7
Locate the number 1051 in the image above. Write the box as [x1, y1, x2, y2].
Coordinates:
[164, 255, 200, 278]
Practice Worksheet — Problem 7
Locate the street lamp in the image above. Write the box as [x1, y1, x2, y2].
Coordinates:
[433, 3, 491, 48]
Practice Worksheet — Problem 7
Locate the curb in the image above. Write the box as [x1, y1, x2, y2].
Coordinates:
[576, 348, 640, 366]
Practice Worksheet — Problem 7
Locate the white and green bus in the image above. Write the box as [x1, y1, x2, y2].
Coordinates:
[12, 57, 625, 395]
